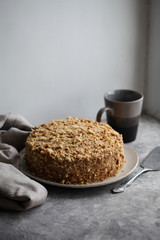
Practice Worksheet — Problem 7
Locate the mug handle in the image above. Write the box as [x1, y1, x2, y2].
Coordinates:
[96, 107, 112, 122]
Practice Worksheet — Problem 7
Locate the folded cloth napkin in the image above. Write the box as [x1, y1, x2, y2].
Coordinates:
[0, 113, 48, 211]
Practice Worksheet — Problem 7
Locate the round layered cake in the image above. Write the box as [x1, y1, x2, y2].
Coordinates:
[25, 117, 125, 184]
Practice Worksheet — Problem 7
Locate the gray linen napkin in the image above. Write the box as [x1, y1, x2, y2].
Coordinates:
[0, 113, 48, 211]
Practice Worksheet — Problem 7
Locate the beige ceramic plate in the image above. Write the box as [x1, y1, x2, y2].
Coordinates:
[20, 145, 139, 188]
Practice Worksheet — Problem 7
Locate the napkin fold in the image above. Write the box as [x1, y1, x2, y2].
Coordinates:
[0, 113, 48, 211]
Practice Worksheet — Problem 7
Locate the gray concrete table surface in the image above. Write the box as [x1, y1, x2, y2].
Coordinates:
[0, 114, 160, 240]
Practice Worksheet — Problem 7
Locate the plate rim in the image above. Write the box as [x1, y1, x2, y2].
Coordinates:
[20, 144, 139, 188]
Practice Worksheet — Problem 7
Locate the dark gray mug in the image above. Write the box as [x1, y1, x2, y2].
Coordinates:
[96, 89, 144, 143]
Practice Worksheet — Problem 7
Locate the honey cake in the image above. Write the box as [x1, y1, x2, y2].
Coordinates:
[25, 117, 125, 184]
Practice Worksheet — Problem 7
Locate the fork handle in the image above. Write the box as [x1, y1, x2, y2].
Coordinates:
[112, 168, 151, 193]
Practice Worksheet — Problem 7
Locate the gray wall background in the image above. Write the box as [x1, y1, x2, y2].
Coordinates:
[144, 0, 160, 120]
[0, 0, 149, 125]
